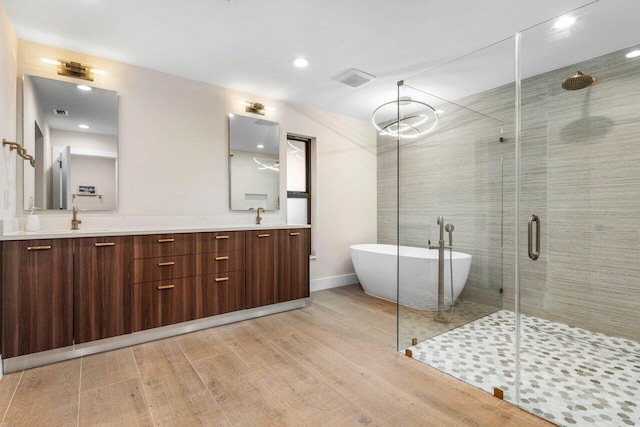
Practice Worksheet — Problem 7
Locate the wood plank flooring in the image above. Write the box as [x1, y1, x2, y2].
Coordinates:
[0, 285, 550, 426]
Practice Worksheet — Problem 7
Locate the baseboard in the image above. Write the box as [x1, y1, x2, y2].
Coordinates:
[310, 273, 359, 292]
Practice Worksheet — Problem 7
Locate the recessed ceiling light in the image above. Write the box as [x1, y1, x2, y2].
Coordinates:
[293, 58, 309, 68]
[78, 124, 90, 129]
[77, 84, 92, 91]
[626, 49, 640, 58]
[257, 144, 264, 149]
[553, 16, 576, 30]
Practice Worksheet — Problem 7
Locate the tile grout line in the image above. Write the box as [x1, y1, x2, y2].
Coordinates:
[76, 356, 83, 427]
[0, 369, 24, 425]
[130, 344, 158, 427]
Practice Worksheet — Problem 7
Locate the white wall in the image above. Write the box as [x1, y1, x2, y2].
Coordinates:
[0, 2, 17, 222]
[13, 39, 377, 285]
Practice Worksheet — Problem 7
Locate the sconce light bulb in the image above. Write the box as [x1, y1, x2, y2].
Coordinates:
[77, 85, 92, 91]
[257, 144, 265, 149]
[78, 124, 90, 129]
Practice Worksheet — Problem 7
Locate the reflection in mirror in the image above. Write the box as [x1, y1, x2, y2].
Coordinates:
[229, 114, 280, 211]
[22, 75, 118, 211]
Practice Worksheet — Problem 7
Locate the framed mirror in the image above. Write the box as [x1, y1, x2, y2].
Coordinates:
[22, 75, 118, 211]
[229, 114, 280, 211]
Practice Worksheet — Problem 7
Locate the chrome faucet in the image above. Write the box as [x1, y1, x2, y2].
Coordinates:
[71, 206, 82, 230]
[250, 207, 265, 225]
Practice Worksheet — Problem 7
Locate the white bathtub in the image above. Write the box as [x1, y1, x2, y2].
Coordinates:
[350, 244, 472, 311]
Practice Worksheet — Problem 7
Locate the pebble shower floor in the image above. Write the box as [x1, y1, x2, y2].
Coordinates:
[407, 310, 640, 426]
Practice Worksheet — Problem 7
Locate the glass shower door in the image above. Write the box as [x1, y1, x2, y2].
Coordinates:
[517, 1, 640, 424]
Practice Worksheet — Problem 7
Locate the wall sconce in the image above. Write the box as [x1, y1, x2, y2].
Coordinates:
[245, 101, 265, 115]
[3, 139, 35, 167]
[42, 58, 95, 81]
[57, 60, 94, 81]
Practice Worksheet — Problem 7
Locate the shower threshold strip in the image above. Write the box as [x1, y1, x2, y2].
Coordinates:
[406, 310, 640, 426]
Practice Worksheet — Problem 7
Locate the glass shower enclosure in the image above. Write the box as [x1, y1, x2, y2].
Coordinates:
[389, 1, 640, 425]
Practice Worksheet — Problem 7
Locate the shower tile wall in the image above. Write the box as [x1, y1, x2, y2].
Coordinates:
[377, 100, 505, 308]
[378, 46, 640, 341]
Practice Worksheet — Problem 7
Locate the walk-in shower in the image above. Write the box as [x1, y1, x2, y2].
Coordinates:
[381, 1, 640, 425]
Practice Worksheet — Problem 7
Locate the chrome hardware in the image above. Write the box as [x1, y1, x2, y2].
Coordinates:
[445, 223, 455, 247]
[257, 233, 270, 238]
[215, 256, 229, 261]
[215, 235, 229, 240]
[27, 245, 52, 251]
[157, 261, 175, 266]
[214, 277, 229, 282]
[289, 232, 300, 236]
[528, 215, 540, 260]
[157, 238, 175, 243]
[94, 242, 115, 247]
[157, 284, 174, 290]
[71, 206, 82, 230]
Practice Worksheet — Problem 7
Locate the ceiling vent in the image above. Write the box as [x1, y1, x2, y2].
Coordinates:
[333, 69, 375, 88]
[53, 109, 69, 116]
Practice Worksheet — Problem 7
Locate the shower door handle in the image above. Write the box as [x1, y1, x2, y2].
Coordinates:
[528, 215, 540, 260]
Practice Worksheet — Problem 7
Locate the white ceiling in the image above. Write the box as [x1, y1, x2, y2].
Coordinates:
[4, 0, 640, 121]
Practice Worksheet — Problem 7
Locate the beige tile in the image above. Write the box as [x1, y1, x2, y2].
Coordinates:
[78, 377, 153, 427]
[174, 326, 230, 363]
[0, 371, 21, 421]
[2, 359, 80, 426]
[81, 347, 138, 392]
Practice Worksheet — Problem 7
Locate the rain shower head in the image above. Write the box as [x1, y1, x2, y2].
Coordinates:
[561, 71, 596, 90]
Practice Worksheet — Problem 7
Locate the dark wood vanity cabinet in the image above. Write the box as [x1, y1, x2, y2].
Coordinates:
[245, 230, 279, 309]
[278, 228, 311, 302]
[245, 228, 311, 309]
[1, 227, 309, 359]
[1, 239, 73, 358]
[196, 231, 245, 317]
[132, 233, 198, 331]
[74, 236, 133, 343]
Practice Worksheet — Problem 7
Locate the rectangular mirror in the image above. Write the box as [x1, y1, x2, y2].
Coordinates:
[229, 114, 280, 211]
[22, 75, 118, 211]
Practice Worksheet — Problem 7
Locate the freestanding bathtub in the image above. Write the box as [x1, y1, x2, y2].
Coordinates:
[350, 244, 472, 311]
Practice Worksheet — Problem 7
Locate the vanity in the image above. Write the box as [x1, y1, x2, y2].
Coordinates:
[0, 225, 310, 372]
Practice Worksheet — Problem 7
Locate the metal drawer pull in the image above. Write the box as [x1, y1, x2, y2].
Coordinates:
[95, 242, 115, 247]
[215, 235, 229, 240]
[528, 214, 541, 261]
[215, 256, 229, 261]
[157, 284, 175, 290]
[258, 234, 270, 238]
[27, 245, 52, 251]
[157, 238, 175, 243]
[158, 261, 175, 266]
[289, 232, 300, 236]
[214, 277, 229, 282]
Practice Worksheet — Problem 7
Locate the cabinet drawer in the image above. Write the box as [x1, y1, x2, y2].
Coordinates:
[199, 251, 244, 275]
[133, 233, 196, 259]
[196, 231, 244, 253]
[132, 277, 197, 331]
[133, 254, 197, 283]
[197, 271, 245, 318]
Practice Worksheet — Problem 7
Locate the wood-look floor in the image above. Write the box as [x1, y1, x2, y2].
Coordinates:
[0, 285, 550, 426]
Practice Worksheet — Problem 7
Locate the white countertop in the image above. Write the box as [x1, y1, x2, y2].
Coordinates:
[0, 224, 310, 241]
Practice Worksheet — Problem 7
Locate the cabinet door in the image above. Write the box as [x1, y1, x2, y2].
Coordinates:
[245, 231, 278, 309]
[2, 239, 73, 358]
[278, 229, 311, 302]
[132, 277, 196, 331]
[74, 236, 133, 343]
[198, 271, 245, 318]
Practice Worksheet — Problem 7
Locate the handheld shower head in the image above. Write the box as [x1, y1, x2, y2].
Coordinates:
[445, 224, 455, 246]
